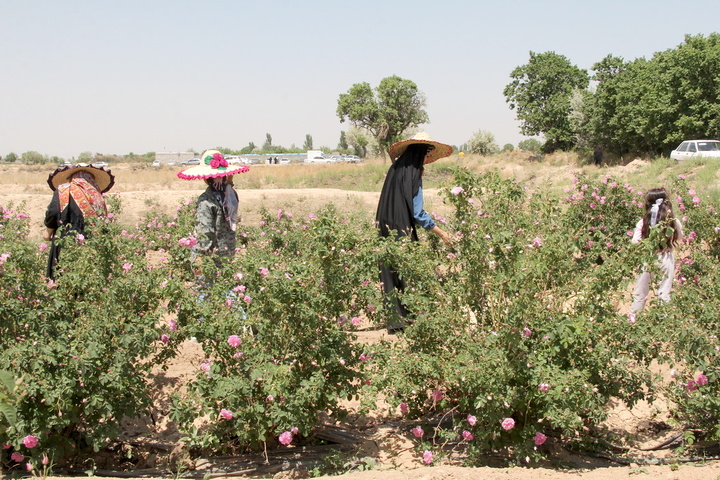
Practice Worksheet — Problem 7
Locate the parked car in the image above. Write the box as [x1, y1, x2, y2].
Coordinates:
[151, 160, 161, 167]
[181, 158, 201, 166]
[279, 158, 290, 164]
[670, 139, 720, 162]
[92, 161, 109, 168]
[309, 156, 330, 163]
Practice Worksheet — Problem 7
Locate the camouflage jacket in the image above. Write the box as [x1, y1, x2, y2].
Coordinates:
[192, 187, 237, 259]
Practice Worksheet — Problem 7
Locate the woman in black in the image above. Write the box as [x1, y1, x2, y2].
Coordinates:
[376, 132, 454, 333]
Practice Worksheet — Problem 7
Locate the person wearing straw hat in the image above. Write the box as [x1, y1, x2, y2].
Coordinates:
[375, 132, 455, 333]
[177, 149, 250, 263]
[44, 163, 115, 280]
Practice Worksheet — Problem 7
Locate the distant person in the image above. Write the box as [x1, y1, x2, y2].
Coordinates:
[375, 132, 455, 333]
[593, 145, 604, 166]
[44, 164, 115, 280]
[630, 187, 684, 312]
[177, 149, 250, 265]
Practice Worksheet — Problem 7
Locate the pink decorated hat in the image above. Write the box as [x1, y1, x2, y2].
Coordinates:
[177, 150, 250, 180]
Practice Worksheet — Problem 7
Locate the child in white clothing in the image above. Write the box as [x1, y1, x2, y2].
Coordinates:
[630, 188, 684, 312]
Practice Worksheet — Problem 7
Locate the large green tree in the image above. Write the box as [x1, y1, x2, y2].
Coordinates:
[337, 75, 429, 158]
[504, 51, 589, 152]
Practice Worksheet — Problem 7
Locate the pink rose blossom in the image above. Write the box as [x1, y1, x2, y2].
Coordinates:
[696, 374, 709, 386]
[467, 414, 477, 426]
[532, 237, 542, 248]
[243, 295, 252, 303]
[422, 450, 433, 464]
[501, 418, 515, 430]
[538, 383, 550, 393]
[22, 435, 38, 448]
[693, 196, 700, 204]
[351, 316, 361, 326]
[227, 335, 241, 347]
[431, 389, 444, 402]
[75, 233, 85, 244]
[160, 334, 169, 344]
[11, 452, 24, 462]
[200, 362, 211, 372]
[168, 319, 178, 331]
[522, 327, 532, 338]
[39, 243, 48, 252]
[686, 380, 698, 391]
[462, 430, 474, 441]
[534, 432, 547, 445]
[291, 427, 299, 434]
[260, 267, 269, 276]
[220, 409, 233, 420]
[278, 431, 293, 445]
[399, 402, 408, 415]
[122, 262, 132, 273]
[411, 426, 424, 438]
[450, 186, 465, 195]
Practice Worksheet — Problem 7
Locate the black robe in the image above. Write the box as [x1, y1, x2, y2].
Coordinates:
[375, 144, 428, 324]
[44, 191, 87, 279]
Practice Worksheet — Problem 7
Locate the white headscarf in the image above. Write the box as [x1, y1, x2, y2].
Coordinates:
[650, 198, 664, 226]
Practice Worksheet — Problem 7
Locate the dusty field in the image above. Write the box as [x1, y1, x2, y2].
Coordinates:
[3, 161, 720, 480]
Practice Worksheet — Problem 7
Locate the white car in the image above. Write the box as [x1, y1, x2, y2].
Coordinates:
[670, 139, 720, 162]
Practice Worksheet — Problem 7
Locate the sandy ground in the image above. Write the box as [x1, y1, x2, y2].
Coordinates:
[4, 161, 720, 479]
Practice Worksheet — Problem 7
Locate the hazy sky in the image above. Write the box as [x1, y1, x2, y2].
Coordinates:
[1, 0, 718, 159]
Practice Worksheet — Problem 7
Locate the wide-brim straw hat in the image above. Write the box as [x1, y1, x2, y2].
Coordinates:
[47, 164, 115, 193]
[177, 149, 250, 180]
[388, 132, 454, 165]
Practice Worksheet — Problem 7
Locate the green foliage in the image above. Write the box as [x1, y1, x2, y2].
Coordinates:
[20, 151, 47, 165]
[4, 152, 18, 163]
[303, 134, 313, 151]
[503, 144, 514, 152]
[518, 138, 543, 152]
[466, 130, 499, 155]
[504, 51, 589, 152]
[337, 76, 429, 156]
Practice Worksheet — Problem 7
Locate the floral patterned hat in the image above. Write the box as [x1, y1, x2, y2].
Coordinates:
[177, 150, 250, 180]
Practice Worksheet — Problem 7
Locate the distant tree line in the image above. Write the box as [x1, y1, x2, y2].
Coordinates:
[503, 33, 720, 156]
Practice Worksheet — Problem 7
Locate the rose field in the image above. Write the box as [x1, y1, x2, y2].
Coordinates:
[2, 154, 720, 480]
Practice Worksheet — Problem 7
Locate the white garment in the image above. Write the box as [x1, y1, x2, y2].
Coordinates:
[630, 218, 684, 312]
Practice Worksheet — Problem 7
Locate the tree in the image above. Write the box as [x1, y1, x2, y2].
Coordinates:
[78, 151, 94, 163]
[337, 75, 429, 159]
[4, 152, 17, 163]
[338, 131, 348, 151]
[303, 134, 313, 151]
[518, 138, 543, 152]
[502, 144, 514, 152]
[345, 127, 370, 158]
[466, 130, 499, 156]
[263, 133, 273, 150]
[240, 142, 256, 155]
[20, 151, 46, 165]
[504, 51, 589, 152]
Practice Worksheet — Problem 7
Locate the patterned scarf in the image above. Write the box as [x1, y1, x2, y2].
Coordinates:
[57, 171, 107, 218]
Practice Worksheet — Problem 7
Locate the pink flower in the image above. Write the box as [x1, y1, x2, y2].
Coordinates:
[351, 317, 361, 326]
[467, 414, 477, 426]
[422, 450, 433, 464]
[278, 431, 293, 445]
[11, 452, 24, 462]
[267, 395, 274, 402]
[450, 186, 465, 195]
[431, 389, 444, 402]
[686, 380, 698, 391]
[291, 427, 299, 434]
[243, 295, 252, 303]
[399, 402, 408, 415]
[39, 243, 48, 252]
[538, 383, 550, 393]
[260, 267, 269, 276]
[227, 335, 241, 347]
[160, 334, 169, 344]
[210, 159, 220, 168]
[501, 418, 515, 430]
[42, 455, 49, 465]
[462, 430, 474, 441]
[122, 262, 133, 273]
[179, 237, 197, 247]
[168, 319, 178, 331]
[75, 233, 85, 244]
[22, 435, 38, 449]
[693, 196, 701, 204]
[696, 374, 709, 386]
[532, 237, 542, 248]
[200, 362, 211, 372]
[220, 409, 233, 420]
[522, 327, 532, 338]
[534, 432, 547, 445]
[411, 426, 424, 438]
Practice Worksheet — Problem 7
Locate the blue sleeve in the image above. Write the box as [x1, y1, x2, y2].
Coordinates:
[413, 185, 436, 230]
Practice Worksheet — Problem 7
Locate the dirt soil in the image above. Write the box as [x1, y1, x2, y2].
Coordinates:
[3, 162, 720, 480]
